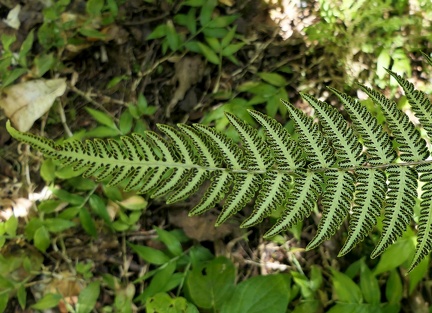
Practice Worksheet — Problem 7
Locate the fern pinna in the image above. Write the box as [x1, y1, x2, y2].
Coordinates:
[7, 55, 432, 272]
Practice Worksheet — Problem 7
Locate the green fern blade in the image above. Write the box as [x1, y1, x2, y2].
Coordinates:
[216, 173, 261, 225]
[248, 109, 305, 170]
[108, 139, 128, 159]
[264, 171, 322, 238]
[124, 167, 153, 191]
[359, 84, 429, 162]
[194, 124, 245, 170]
[408, 192, 432, 272]
[281, 100, 335, 169]
[177, 124, 220, 168]
[339, 168, 386, 256]
[6, 121, 58, 156]
[189, 171, 233, 216]
[386, 69, 432, 139]
[371, 166, 417, 258]
[241, 171, 291, 228]
[307, 170, 354, 250]
[225, 112, 272, 171]
[167, 169, 208, 204]
[328, 87, 396, 164]
[300, 93, 365, 167]
[95, 165, 120, 181]
[421, 51, 432, 66]
[121, 136, 143, 161]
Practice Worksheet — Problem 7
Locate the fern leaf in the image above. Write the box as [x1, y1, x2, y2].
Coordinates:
[339, 168, 387, 256]
[225, 112, 272, 171]
[421, 51, 432, 67]
[282, 99, 335, 169]
[328, 87, 396, 165]
[167, 169, 208, 204]
[194, 124, 245, 170]
[248, 109, 305, 170]
[216, 173, 261, 225]
[371, 166, 417, 258]
[241, 171, 291, 228]
[306, 170, 354, 250]
[301, 93, 365, 167]
[385, 69, 432, 139]
[359, 84, 429, 162]
[264, 170, 322, 237]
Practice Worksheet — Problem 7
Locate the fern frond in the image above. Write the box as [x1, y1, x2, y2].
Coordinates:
[281, 99, 335, 169]
[328, 87, 396, 165]
[264, 170, 322, 238]
[339, 168, 387, 256]
[7, 53, 432, 272]
[359, 84, 429, 162]
[300, 93, 365, 167]
[385, 69, 432, 139]
[371, 166, 418, 258]
[306, 170, 354, 250]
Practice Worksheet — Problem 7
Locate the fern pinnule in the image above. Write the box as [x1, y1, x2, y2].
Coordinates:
[327, 87, 396, 165]
[359, 84, 429, 162]
[282, 99, 335, 169]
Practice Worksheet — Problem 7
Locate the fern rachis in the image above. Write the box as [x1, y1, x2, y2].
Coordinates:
[7, 57, 432, 272]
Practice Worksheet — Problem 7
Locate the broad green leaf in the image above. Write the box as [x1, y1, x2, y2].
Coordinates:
[0, 294, 8, 313]
[222, 43, 244, 56]
[44, 218, 75, 233]
[38, 200, 63, 214]
[147, 24, 167, 40]
[199, 0, 216, 25]
[89, 194, 112, 225]
[85, 107, 119, 130]
[135, 261, 177, 302]
[2, 68, 27, 87]
[374, 238, 414, 275]
[52, 188, 85, 205]
[76, 281, 100, 313]
[155, 227, 183, 256]
[79, 208, 97, 237]
[257, 72, 288, 87]
[17, 284, 26, 309]
[85, 126, 121, 138]
[166, 20, 181, 51]
[186, 256, 235, 310]
[5, 215, 17, 237]
[33, 53, 55, 77]
[18, 30, 34, 67]
[197, 42, 220, 64]
[202, 27, 228, 38]
[128, 243, 170, 265]
[408, 254, 429, 294]
[220, 274, 290, 313]
[40, 158, 56, 182]
[205, 37, 221, 53]
[327, 303, 379, 313]
[360, 261, 380, 304]
[331, 268, 363, 303]
[137, 93, 148, 116]
[119, 109, 133, 135]
[146, 293, 199, 313]
[385, 270, 402, 304]
[31, 293, 61, 310]
[34, 226, 50, 252]
[207, 15, 239, 28]
[221, 26, 237, 48]
[291, 301, 320, 313]
[86, 0, 104, 16]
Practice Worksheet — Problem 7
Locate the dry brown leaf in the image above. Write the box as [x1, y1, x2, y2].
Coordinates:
[169, 209, 236, 241]
[166, 56, 204, 117]
[0, 78, 67, 132]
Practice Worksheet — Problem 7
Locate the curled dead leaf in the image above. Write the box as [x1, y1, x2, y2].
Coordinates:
[0, 78, 67, 132]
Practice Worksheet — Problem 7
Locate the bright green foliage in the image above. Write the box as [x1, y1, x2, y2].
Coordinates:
[7, 60, 432, 271]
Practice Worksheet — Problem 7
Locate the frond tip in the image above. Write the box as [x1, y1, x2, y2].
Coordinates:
[7, 53, 432, 272]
